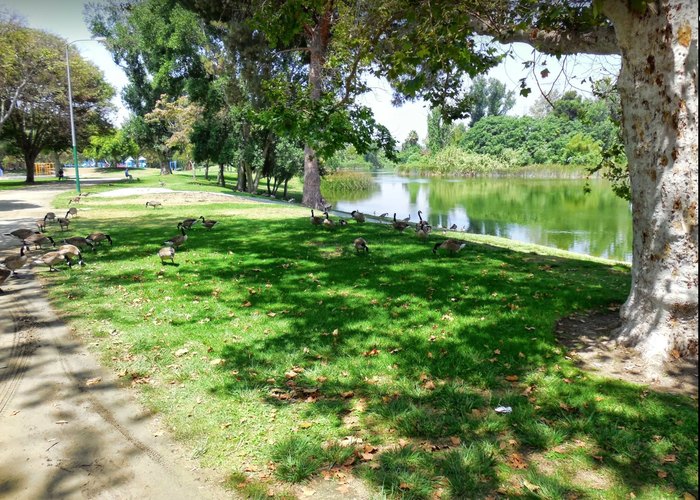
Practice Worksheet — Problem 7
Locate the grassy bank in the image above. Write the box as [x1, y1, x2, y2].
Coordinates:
[28, 184, 698, 499]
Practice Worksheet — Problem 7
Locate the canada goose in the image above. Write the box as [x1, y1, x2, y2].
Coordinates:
[351, 210, 366, 223]
[392, 213, 410, 232]
[85, 232, 113, 246]
[56, 217, 70, 230]
[310, 210, 323, 225]
[158, 246, 176, 264]
[65, 207, 78, 218]
[145, 200, 162, 208]
[417, 211, 431, 232]
[199, 216, 218, 229]
[62, 236, 96, 252]
[44, 212, 56, 223]
[378, 213, 388, 218]
[338, 218, 348, 226]
[1, 245, 30, 275]
[58, 244, 85, 266]
[32, 251, 71, 271]
[36, 218, 47, 231]
[0, 267, 11, 292]
[449, 224, 458, 230]
[164, 226, 187, 248]
[432, 239, 467, 255]
[322, 211, 335, 228]
[68, 196, 81, 205]
[180, 218, 198, 230]
[402, 214, 411, 222]
[23, 233, 55, 249]
[354, 237, 369, 253]
[5, 228, 39, 241]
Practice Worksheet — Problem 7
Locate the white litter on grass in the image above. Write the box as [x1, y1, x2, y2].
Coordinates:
[93, 187, 174, 198]
[494, 406, 513, 414]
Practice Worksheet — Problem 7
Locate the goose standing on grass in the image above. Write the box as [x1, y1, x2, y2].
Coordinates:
[310, 210, 323, 225]
[0, 267, 12, 293]
[449, 223, 458, 231]
[417, 211, 431, 232]
[158, 246, 176, 265]
[44, 212, 56, 224]
[58, 244, 85, 266]
[145, 200, 162, 208]
[164, 226, 187, 248]
[351, 210, 366, 223]
[416, 226, 429, 241]
[180, 218, 199, 230]
[56, 217, 70, 231]
[1, 245, 30, 275]
[36, 218, 47, 231]
[353, 238, 369, 253]
[199, 216, 218, 229]
[23, 233, 55, 249]
[432, 239, 466, 255]
[65, 207, 78, 218]
[68, 196, 81, 205]
[62, 236, 96, 252]
[5, 228, 38, 241]
[338, 218, 348, 226]
[86, 232, 113, 246]
[392, 213, 410, 232]
[32, 251, 71, 271]
[322, 212, 335, 229]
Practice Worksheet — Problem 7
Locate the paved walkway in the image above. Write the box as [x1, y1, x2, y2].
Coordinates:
[0, 179, 231, 499]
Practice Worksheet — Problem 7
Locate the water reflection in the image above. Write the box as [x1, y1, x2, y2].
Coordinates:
[327, 171, 632, 262]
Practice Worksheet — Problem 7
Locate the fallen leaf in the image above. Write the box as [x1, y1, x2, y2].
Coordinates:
[209, 358, 225, 366]
[284, 371, 298, 379]
[662, 454, 677, 463]
[505, 375, 519, 382]
[242, 301, 252, 307]
[174, 348, 189, 357]
[678, 22, 692, 47]
[361, 452, 374, 461]
[671, 349, 681, 359]
[267, 312, 277, 317]
[299, 421, 313, 429]
[85, 377, 102, 386]
[450, 436, 461, 446]
[341, 391, 354, 399]
[424, 380, 436, 390]
[507, 452, 527, 469]
[657, 470, 668, 478]
[399, 482, 412, 490]
[523, 479, 540, 492]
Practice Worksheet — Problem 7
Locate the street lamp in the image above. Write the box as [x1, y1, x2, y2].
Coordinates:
[65, 37, 106, 194]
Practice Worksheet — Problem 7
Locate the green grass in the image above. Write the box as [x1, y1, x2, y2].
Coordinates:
[26, 182, 698, 499]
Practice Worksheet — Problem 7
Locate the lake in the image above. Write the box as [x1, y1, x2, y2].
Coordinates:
[326, 171, 633, 262]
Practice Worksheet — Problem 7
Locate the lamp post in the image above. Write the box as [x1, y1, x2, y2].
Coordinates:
[65, 37, 106, 194]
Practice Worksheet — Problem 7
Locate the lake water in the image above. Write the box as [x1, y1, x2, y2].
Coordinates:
[327, 171, 633, 262]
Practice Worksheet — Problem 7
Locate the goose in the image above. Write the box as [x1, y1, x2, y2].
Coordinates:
[322, 212, 335, 229]
[1, 245, 30, 275]
[57, 217, 70, 230]
[5, 228, 39, 241]
[158, 246, 176, 265]
[86, 232, 113, 246]
[58, 244, 85, 266]
[145, 200, 162, 208]
[338, 218, 348, 226]
[416, 226, 429, 241]
[310, 210, 323, 225]
[351, 210, 366, 223]
[378, 212, 388, 218]
[36, 218, 47, 231]
[449, 224, 458, 230]
[23, 233, 55, 249]
[65, 207, 78, 218]
[44, 212, 56, 223]
[68, 196, 81, 205]
[180, 218, 199, 230]
[392, 213, 410, 232]
[199, 216, 218, 229]
[402, 214, 411, 222]
[164, 227, 187, 248]
[432, 239, 467, 255]
[32, 251, 71, 271]
[417, 211, 431, 232]
[353, 237, 369, 253]
[0, 267, 11, 293]
[62, 236, 96, 252]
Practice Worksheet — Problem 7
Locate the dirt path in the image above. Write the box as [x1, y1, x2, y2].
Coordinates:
[0, 181, 232, 499]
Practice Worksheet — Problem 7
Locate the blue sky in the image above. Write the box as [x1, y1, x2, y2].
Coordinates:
[2, 0, 620, 144]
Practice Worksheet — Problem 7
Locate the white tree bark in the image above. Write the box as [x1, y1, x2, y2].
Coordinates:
[602, 0, 698, 365]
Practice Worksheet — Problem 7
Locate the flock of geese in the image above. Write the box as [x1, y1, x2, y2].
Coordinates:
[0, 207, 113, 292]
[310, 209, 467, 255]
[157, 209, 218, 265]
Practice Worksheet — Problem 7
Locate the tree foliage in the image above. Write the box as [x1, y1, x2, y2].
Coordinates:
[466, 76, 516, 126]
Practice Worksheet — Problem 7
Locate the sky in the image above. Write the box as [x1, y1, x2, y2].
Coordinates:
[2, 0, 620, 144]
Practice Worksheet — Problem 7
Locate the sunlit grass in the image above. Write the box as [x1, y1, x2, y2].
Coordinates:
[32, 189, 698, 499]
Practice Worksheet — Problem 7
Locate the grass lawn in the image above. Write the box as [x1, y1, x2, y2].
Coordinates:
[28, 176, 698, 499]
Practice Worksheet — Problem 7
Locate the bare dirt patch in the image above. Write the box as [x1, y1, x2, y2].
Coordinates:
[555, 308, 698, 397]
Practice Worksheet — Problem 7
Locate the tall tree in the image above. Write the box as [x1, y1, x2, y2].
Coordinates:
[0, 27, 114, 183]
[467, 76, 516, 125]
[426, 106, 453, 154]
[457, 0, 698, 366]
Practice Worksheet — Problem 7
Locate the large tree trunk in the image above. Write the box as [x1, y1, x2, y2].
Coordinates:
[24, 152, 37, 183]
[604, 1, 698, 365]
[301, 6, 333, 210]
